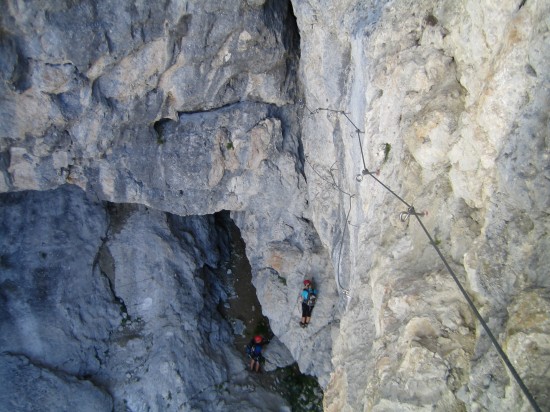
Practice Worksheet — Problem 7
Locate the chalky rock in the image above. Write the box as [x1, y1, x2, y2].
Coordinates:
[1, 0, 549, 410]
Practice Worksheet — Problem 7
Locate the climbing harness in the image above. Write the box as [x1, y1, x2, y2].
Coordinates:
[303, 103, 542, 412]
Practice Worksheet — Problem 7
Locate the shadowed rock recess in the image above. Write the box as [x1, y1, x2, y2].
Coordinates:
[0, 0, 548, 411]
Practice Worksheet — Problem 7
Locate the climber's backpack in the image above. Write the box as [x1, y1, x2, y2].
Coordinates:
[246, 343, 262, 357]
[306, 290, 317, 307]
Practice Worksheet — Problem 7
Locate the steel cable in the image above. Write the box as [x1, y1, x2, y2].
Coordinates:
[302, 103, 540, 411]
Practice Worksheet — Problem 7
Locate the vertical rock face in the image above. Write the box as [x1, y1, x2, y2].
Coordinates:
[1, 0, 549, 411]
[0, 186, 115, 374]
[1, 0, 335, 408]
[294, 0, 549, 410]
[0, 187, 116, 411]
[0, 0, 300, 198]
[0, 186, 293, 410]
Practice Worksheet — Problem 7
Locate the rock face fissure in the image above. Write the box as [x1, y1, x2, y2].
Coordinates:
[213, 210, 324, 409]
[2, 0, 550, 411]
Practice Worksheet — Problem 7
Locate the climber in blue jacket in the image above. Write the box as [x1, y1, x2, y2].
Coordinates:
[300, 279, 317, 328]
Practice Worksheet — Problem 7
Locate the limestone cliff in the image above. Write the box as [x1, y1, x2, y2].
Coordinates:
[1, 0, 549, 411]
[294, 0, 549, 410]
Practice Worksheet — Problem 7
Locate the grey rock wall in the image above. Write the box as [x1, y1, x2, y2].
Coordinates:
[0, 186, 116, 411]
[1, 0, 299, 195]
[1, 0, 340, 407]
[294, 0, 549, 410]
[1, 0, 549, 410]
[0, 185, 292, 411]
[0, 186, 116, 376]
[1, 353, 113, 412]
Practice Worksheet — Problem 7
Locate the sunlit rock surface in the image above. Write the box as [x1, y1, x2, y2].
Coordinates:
[1, 0, 549, 410]
[294, 0, 549, 410]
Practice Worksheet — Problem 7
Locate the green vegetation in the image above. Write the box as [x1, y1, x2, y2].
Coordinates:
[226, 142, 234, 150]
[277, 364, 323, 411]
[383, 143, 391, 163]
[252, 316, 271, 337]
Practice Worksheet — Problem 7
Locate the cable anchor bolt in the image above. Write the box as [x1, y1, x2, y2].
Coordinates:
[356, 169, 380, 182]
[400, 206, 428, 222]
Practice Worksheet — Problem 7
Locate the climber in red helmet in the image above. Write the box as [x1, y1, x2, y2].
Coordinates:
[246, 335, 265, 372]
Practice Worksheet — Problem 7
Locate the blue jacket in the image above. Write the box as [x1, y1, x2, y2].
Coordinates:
[247, 340, 263, 358]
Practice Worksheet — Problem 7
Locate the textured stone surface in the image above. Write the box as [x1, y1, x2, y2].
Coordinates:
[0, 0, 299, 195]
[1, 0, 549, 410]
[1, 0, 337, 407]
[0, 186, 292, 411]
[0, 185, 117, 376]
[0, 354, 113, 412]
[295, 0, 550, 410]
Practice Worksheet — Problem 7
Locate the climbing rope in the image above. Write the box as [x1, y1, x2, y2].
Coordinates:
[303, 104, 541, 412]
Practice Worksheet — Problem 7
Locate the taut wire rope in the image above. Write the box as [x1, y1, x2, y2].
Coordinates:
[302, 103, 541, 412]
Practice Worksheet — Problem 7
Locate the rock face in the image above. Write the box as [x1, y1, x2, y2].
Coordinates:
[0, 187, 116, 412]
[0, 186, 294, 410]
[1, 0, 335, 408]
[1, 0, 549, 411]
[293, 0, 549, 410]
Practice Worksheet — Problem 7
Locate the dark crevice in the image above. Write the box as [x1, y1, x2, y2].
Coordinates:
[262, 0, 301, 89]
[11, 55, 31, 93]
[153, 118, 172, 144]
[104, 31, 114, 54]
[170, 14, 192, 43]
[176, 100, 265, 116]
[92, 202, 139, 326]
[263, 0, 305, 176]
[103, 202, 139, 236]
[0, 150, 12, 189]
[425, 14, 438, 26]
[213, 210, 268, 350]
[213, 210, 322, 410]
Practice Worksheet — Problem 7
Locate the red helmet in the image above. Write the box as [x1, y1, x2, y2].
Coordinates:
[303, 279, 311, 286]
[254, 335, 262, 343]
